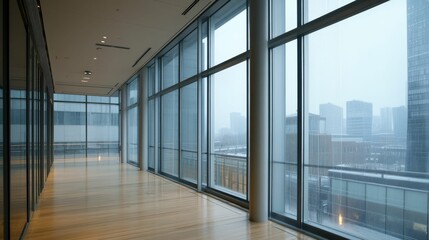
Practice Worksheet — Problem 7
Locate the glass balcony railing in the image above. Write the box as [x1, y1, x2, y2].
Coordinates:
[54, 141, 119, 161]
[211, 153, 247, 198]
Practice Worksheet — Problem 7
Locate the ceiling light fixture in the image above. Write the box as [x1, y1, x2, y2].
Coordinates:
[81, 80, 89, 83]
[83, 76, 90, 80]
[93, 57, 97, 60]
[101, 40, 105, 43]
[103, 36, 107, 39]
[84, 70, 92, 75]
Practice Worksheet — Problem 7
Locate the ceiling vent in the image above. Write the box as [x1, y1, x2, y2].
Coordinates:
[95, 43, 130, 50]
[182, 0, 199, 15]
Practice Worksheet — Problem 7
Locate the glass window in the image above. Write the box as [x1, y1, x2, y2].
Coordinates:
[161, 46, 179, 89]
[53, 96, 120, 162]
[87, 96, 110, 103]
[10, 93, 27, 239]
[201, 21, 208, 72]
[304, 0, 355, 23]
[202, 77, 208, 186]
[180, 83, 198, 183]
[210, 61, 247, 198]
[302, 1, 429, 239]
[110, 91, 120, 104]
[127, 106, 138, 165]
[210, 0, 247, 66]
[127, 78, 138, 106]
[161, 90, 179, 176]
[148, 99, 155, 170]
[87, 104, 119, 161]
[54, 94, 85, 102]
[181, 30, 198, 81]
[9, 0, 27, 236]
[271, 0, 297, 38]
[271, 41, 298, 218]
[148, 64, 156, 96]
[43, 91, 48, 181]
[54, 102, 86, 159]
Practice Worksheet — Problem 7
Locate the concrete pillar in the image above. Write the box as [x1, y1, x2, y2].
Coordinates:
[271, 0, 286, 215]
[249, 0, 269, 222]
[139, 69, 148, 171]
[121, 86, 127, 163]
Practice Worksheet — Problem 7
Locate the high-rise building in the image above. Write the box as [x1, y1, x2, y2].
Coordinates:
[372, 115, 382, 134]
[285, 113, 326, 135]
[230, 112, 246, 135]
[346, 100, 373, 138]
[229, 112, 247, 134]
[392, 106, 407, 141]
[319, 103, 343, 135]
[380, 107, 393, 134]
[406, 0, 429, 173]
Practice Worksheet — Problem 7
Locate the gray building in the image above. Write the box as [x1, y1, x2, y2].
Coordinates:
[406, 0, 429, 173]
[392, 106, 407, 141]
[319, 103, 343, 135]
[230, 112, 246, 135]
[380, 107, 393, 134]
[346, 100, 373, 138]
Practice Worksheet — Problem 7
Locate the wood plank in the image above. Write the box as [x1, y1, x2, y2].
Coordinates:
[25, 157, 314, 240]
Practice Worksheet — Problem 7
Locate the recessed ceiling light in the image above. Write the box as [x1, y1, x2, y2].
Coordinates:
[81, 80, 89, 83]
[101, 40, 105, 43]
[83, 77, 90, 80]
[103, 36, 107, 39]
[37, 5, 40, 8]
[93, 57, 97, 60]
[84, 70, 92, 75]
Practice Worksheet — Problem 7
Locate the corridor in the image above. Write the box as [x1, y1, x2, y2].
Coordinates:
[25, 158, 313, 240]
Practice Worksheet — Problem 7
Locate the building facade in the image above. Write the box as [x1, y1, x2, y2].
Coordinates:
[320, 103, 343, 135]
[406, 0, 429, 173]
[346, 100, 373, 138]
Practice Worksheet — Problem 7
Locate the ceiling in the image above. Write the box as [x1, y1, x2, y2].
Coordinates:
[40, 0, 213, 96]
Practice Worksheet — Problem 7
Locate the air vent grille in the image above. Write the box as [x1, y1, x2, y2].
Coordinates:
[95, 43, 130, 50]
[182, 0, 199, 15]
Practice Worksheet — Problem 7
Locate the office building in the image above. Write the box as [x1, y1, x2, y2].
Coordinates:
[346, 100, 373, 138]
[392, 106, 407, 141]
[406, 0, 429, 173]
[380, 107, 393, 134]
[1, 0, 428, 240]
[319, 103, 343, 135]
[230, 112, 246, 136]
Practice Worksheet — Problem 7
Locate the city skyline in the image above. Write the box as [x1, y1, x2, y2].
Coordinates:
[307, 0, 407, 115]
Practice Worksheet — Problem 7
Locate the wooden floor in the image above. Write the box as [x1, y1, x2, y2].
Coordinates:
[25, 157, 315, 240]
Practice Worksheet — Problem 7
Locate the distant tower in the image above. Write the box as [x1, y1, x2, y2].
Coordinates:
[406, 0, 429, 173]
[230, 112, 246, 135]
[392, 106, 407, 141]
[346, 100, 372, 138]
[380, 107, 393, 134]
[320, 103, 343, 135]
